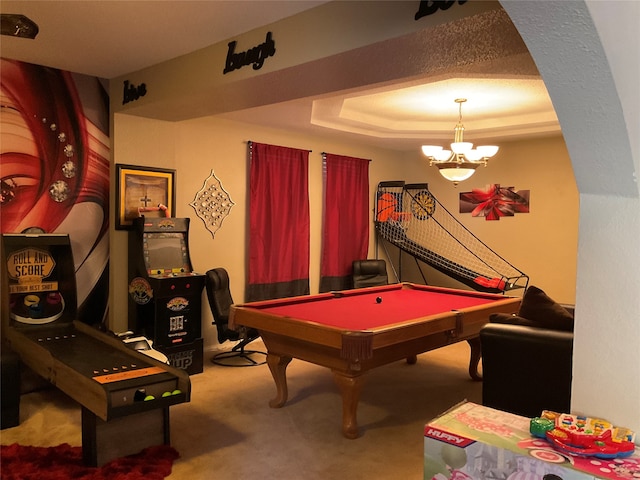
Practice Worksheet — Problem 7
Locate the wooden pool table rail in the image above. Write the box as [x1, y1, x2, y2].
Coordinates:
[231, 285, 521, 438]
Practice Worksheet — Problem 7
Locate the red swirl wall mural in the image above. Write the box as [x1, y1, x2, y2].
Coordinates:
[1, 58, 110, 325]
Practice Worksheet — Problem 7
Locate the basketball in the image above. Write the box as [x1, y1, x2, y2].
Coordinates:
[376, 193, 398, 222]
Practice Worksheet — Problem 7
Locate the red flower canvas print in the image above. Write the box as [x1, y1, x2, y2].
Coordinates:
[459, 184, 530, 221]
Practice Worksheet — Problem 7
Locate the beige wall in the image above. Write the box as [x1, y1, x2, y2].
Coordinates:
[111, 113, 175, 332]
[111, 113, 577, 352]
[418, 135, 578, 303]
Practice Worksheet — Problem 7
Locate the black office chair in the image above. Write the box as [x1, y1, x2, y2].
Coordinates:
[205, 268, 266, 367]
[352, 259, 388, 289]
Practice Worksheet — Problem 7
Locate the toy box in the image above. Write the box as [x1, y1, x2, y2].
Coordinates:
[424, 402, 639, 480]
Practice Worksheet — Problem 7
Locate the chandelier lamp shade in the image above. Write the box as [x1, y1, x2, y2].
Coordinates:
[421, 98, 499, 186]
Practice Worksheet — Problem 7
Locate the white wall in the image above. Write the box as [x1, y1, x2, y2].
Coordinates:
[502, 0, 640, 435]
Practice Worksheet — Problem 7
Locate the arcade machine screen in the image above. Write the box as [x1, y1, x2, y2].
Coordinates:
[144, 233, 191, 276]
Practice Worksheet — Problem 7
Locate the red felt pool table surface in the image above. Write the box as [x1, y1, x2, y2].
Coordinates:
[230, 283, 521, 439]
[250, 283, 504, 330]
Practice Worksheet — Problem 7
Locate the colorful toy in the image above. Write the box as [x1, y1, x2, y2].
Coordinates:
[530, 411, 636, 459]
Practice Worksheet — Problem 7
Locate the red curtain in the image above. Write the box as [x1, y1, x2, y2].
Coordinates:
[247, 142, 310, 301]
[319, 153, 370, 292]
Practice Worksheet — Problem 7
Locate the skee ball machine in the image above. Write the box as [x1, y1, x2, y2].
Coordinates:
[0, 233, 190, 466]
[128, 217, 205, 374]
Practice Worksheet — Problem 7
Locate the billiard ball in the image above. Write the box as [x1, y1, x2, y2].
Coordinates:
[376, 296, 382, 304]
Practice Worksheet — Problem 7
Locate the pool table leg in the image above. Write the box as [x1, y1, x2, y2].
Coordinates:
[267, 353, 292, 408]
[467, 337, 482, 381]
[332, 371, 365, 439]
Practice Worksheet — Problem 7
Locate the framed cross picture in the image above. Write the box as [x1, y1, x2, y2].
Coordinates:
[115, 164, 176, 230]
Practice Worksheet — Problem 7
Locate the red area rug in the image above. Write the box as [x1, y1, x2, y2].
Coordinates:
[0, 443, 179, 480]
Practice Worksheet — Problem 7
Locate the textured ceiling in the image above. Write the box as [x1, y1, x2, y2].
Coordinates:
[216, 7, 559, 149]
[0, 0, 328, 79]
[0, 1, 560, 151]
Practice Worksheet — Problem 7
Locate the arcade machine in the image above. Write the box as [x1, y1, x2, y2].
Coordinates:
[128, 217, 205, 375]
[0, 233, 190, 466]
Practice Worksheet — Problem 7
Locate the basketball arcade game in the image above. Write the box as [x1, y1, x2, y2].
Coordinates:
[0, 233, 190, 466]
[128, 217, 205, 374]
[375, 181, 528, 293]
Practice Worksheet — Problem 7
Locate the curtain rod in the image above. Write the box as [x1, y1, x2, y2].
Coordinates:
[248, 140, 312, 152]
[322, 152, 372, 161]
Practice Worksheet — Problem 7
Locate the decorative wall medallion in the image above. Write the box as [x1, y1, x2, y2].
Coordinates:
[190, 170, 235, 238]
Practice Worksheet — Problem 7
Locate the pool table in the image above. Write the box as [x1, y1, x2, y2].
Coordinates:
[230, 283, 521, 438]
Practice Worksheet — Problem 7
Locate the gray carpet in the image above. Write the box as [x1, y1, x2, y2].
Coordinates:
[1, 341, 482, 479]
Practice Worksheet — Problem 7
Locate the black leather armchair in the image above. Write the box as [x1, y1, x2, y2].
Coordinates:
[480, 286, 574, 418]
[352, 259, 388, 289]
[205, 268, 266, 367]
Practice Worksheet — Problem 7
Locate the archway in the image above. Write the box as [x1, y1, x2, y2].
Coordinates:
[502, 0, 639, 432]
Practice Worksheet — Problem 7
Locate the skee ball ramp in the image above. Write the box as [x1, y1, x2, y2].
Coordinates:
[375, 181, 528, 293]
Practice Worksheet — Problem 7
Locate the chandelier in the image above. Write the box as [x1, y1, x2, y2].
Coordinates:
[421, 98, 499, 186]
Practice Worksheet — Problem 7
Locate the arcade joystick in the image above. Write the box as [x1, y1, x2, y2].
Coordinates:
[376, 296, 382, 304]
